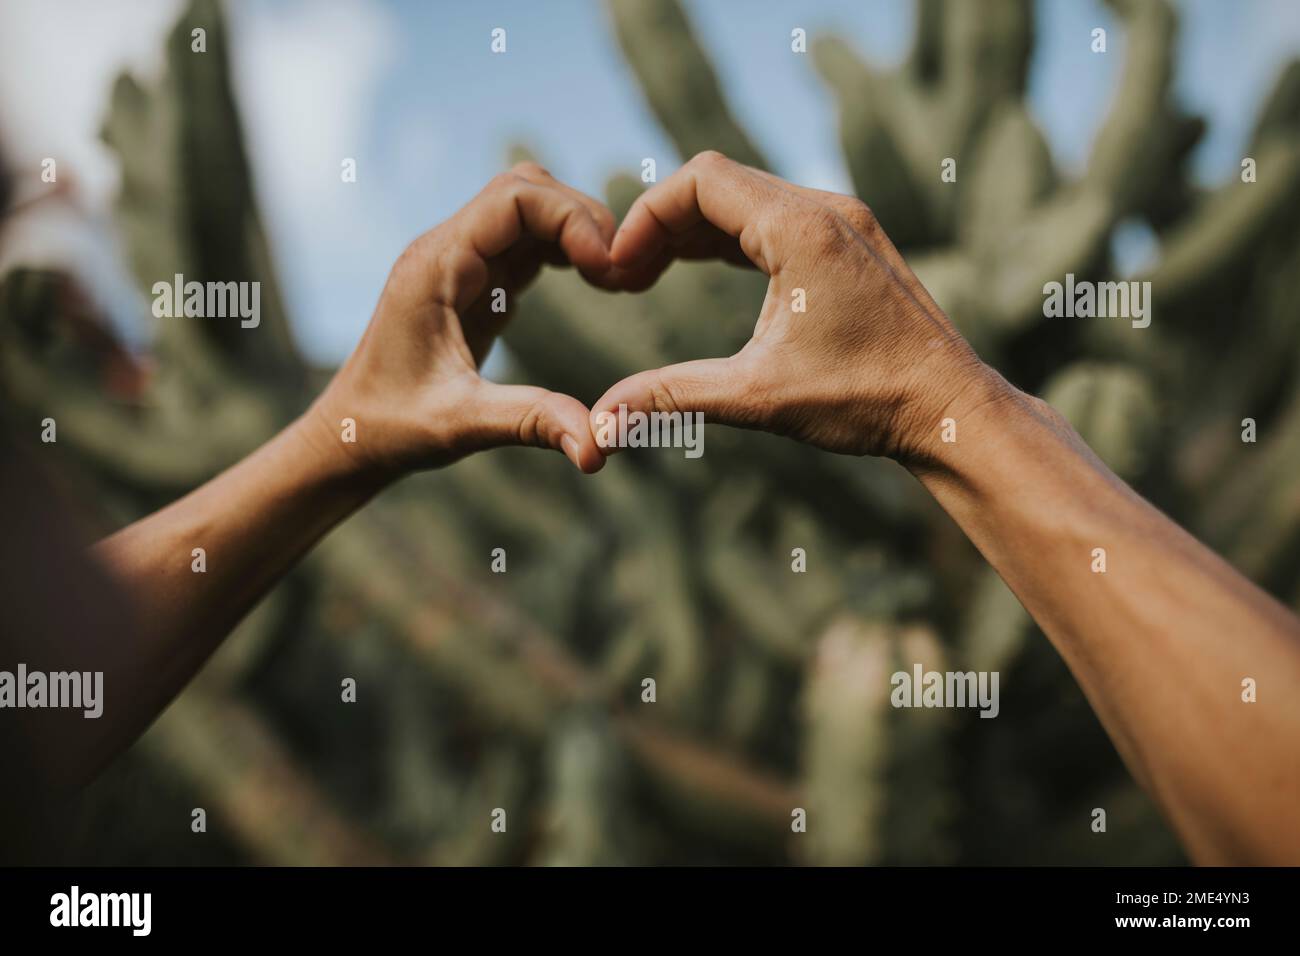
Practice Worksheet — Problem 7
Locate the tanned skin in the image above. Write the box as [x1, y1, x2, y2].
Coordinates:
[3, 154, 1297, 864]
[591, 151, 1300, 865]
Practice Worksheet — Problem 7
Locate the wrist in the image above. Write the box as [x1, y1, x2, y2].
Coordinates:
[901, 358, 1028, 482]
[292, 395, 398, 499]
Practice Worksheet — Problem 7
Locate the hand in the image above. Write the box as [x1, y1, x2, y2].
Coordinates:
[592, 151, 1003, 466]
[310, 163, 617, 481]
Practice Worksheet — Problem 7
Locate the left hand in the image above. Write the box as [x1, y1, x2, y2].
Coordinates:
[309, 162, 618, 481]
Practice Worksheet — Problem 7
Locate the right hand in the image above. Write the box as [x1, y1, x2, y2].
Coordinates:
[594, 150, 1005, 466]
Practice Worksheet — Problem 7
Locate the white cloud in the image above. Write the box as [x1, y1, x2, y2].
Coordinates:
[225, 0, 404, 362]
[0, 0, 181, 209]
[227, 0, 399, 232]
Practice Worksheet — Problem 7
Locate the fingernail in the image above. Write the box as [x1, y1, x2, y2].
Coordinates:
[560, 434, 581, 469]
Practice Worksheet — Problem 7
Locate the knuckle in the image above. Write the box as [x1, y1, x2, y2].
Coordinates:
[515, 399, 549, 447]
[753, 212, 784, 251]
[488, 170, 525, 195]
[647, 371, 684, 416]
[837, 197, 878, 238]
[689, 149, 729, 171]
[806, 206, 852, 255]
[729, 352, 777, 428]
[393, 237, 425, 273]
[511, 160, 549, 180]
[393, 234, 438, 285]
[808, 205, 843, 236]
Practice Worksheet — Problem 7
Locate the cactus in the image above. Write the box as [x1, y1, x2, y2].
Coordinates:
[3, 0, 1298, 865]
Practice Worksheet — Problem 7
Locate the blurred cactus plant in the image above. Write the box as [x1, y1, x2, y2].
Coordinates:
[3, 0, 1299, 864]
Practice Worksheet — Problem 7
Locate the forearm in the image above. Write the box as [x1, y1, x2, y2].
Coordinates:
[5, 168, 612, 799]
[83, 405, 381, 771]
[911, 369, 1300, 863]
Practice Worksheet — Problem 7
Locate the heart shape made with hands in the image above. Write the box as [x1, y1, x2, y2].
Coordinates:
[577, 151, 980, 471]
[315, 151, 981, 482]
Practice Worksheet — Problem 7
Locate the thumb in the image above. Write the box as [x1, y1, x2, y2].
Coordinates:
[471, 381, 605, 473]
[589, 357, 750, 455]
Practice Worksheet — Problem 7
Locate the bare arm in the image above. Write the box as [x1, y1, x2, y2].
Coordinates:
[83, 413, 380, 778]
[915, 374, 1300, 864]
[593, 150, 1300, 864]
[10, 164, 616, 793]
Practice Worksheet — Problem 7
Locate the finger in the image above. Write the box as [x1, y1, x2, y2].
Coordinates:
[508, 161, 618, 247]
[502, 165, 628, 291]
[745, 167, 879, 239]
[748, 168, 849, 213]
[610, 150, 793, 278]
[743, 167, 943, 318]
[603, 223, 756, 293]
[470, 381, 606, 474]
[588, 356, 754, 455]
[449, 173, 611, 302]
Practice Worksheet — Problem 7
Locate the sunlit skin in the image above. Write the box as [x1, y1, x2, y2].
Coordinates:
[593, 151, 1300, 865]
[4, 155, 1298, 864]
[13, 164, 618, 795]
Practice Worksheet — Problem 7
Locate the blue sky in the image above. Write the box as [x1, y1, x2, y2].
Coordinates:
[2, 0, 1298, 363]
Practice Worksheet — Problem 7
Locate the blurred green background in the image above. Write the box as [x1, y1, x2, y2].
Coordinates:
[3, 0, 1300, 865]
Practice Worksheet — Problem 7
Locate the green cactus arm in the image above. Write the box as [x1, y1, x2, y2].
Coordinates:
[141, 691, 397, 865]
[1083, 0, 1178, 210]
[958, 103, 1056, 251]
[798, 616, 895, 864]
[1198, 385, 1300, 587]
[604, 171, 646, 222]
[934, 0, 1034, 139]
[503, 271, 672, 404]
[1250, 59, 1300, 146]
[1143, 136, 1300, 309]
[0, 269, 277, 491]
[879, 624, 955, 864]
[605, 0, 767, 169]
[810, 36, 934, 247]
[102, 0, 305, 393]
[538, 714, 638, 865]
[613, 714, 801, 850]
